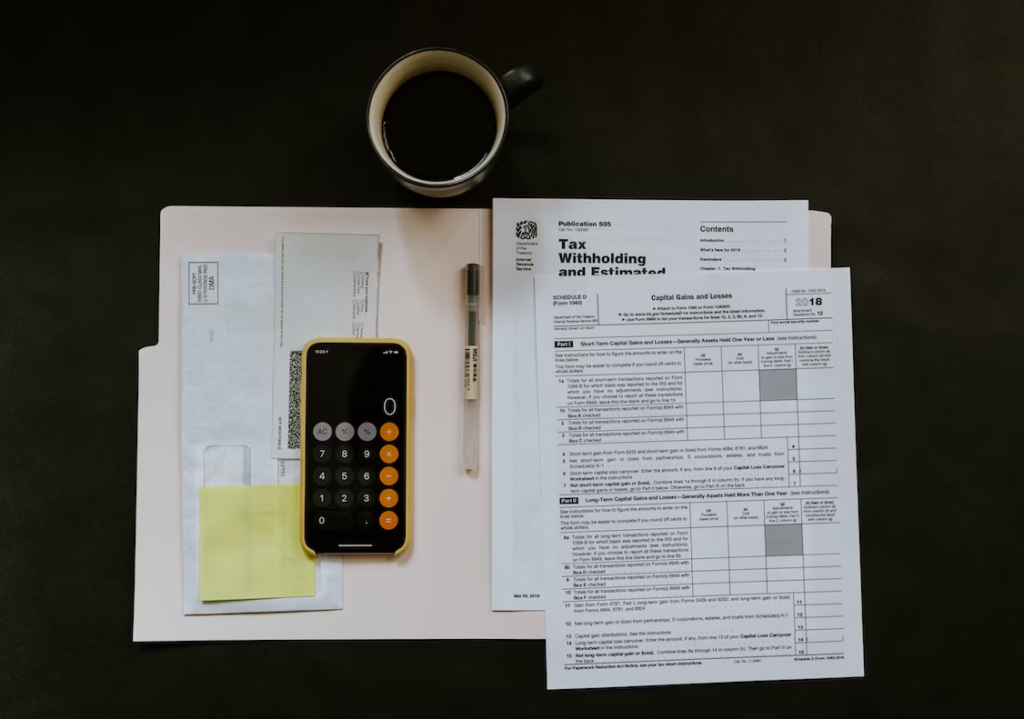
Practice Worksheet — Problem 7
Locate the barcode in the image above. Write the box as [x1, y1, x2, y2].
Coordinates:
[288, 351, 302, 449]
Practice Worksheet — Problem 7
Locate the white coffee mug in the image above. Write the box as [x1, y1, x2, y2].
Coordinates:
[367, 48, 542, 198]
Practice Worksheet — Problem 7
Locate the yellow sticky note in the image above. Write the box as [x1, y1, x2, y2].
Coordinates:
[199, 484, 315, 601]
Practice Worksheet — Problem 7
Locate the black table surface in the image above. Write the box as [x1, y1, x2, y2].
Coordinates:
[2, 2, 1021, 715]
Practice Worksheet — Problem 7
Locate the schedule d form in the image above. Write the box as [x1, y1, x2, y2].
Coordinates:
[534, 269, 863, 689]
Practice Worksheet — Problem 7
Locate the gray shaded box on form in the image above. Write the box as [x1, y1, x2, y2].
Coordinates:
[759, 369, 798, 401]
[765, 524, 804, 556]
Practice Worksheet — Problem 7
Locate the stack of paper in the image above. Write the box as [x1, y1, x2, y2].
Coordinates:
[489, 199, 863, 689]
[139, 203, 855, 668]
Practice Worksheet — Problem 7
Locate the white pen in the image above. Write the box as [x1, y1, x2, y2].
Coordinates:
[463, 263, 480, 473]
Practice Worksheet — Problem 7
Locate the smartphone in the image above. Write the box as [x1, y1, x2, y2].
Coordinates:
[300, 338, 411, 555]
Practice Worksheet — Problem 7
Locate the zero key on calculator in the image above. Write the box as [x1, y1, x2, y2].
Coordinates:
[300, 339, 411, 556]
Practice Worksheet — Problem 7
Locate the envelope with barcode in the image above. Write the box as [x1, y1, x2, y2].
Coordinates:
[270, 233, 381, 459]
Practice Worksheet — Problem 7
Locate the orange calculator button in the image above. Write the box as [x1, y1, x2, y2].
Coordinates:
[379, 511, 399, 530]
[379, 489, 398, 508]
[380, 422, 400, 441]
[379, 466, 398, 486]
[380, 444, 399, 464]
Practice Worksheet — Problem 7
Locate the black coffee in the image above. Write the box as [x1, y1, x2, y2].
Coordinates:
[382, 71, 497, 181]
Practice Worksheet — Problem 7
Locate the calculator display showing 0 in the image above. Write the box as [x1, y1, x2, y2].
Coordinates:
[300, 339, 410, 555]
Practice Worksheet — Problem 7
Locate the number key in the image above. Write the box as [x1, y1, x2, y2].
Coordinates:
[316, 512, 353, 531]
[334, 444, 354, 463]
[313, 445, 332, 463]
[312, 488, 331, 508]
[356, 489, 375, 508]
[336, 466, 354, 486]
[335, 489, 354, 508]
[356, 467, 374, 486]
[311, 466, 331, 486]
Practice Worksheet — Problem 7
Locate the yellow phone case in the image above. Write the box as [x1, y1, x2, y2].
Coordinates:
[299, 337, 412, 557]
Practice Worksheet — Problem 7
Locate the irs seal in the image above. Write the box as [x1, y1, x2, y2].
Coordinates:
[515, 221, 538, 240]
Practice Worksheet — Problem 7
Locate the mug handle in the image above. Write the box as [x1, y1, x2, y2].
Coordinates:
[500, 64, 544, 109]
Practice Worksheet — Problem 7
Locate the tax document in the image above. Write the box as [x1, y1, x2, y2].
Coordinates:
[492, 198, 811, 610]
[534, 269, 862, 689]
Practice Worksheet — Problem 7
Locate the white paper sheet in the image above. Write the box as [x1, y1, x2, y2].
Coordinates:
[533, 268, 863, 689]
[271, 233, 380, 459]
[491, 199, 811, 609]
[181, 253, 342, 614]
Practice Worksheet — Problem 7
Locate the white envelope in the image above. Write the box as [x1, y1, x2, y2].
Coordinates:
[271, 233, 381, 459]
[181, 253, 342, 614]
